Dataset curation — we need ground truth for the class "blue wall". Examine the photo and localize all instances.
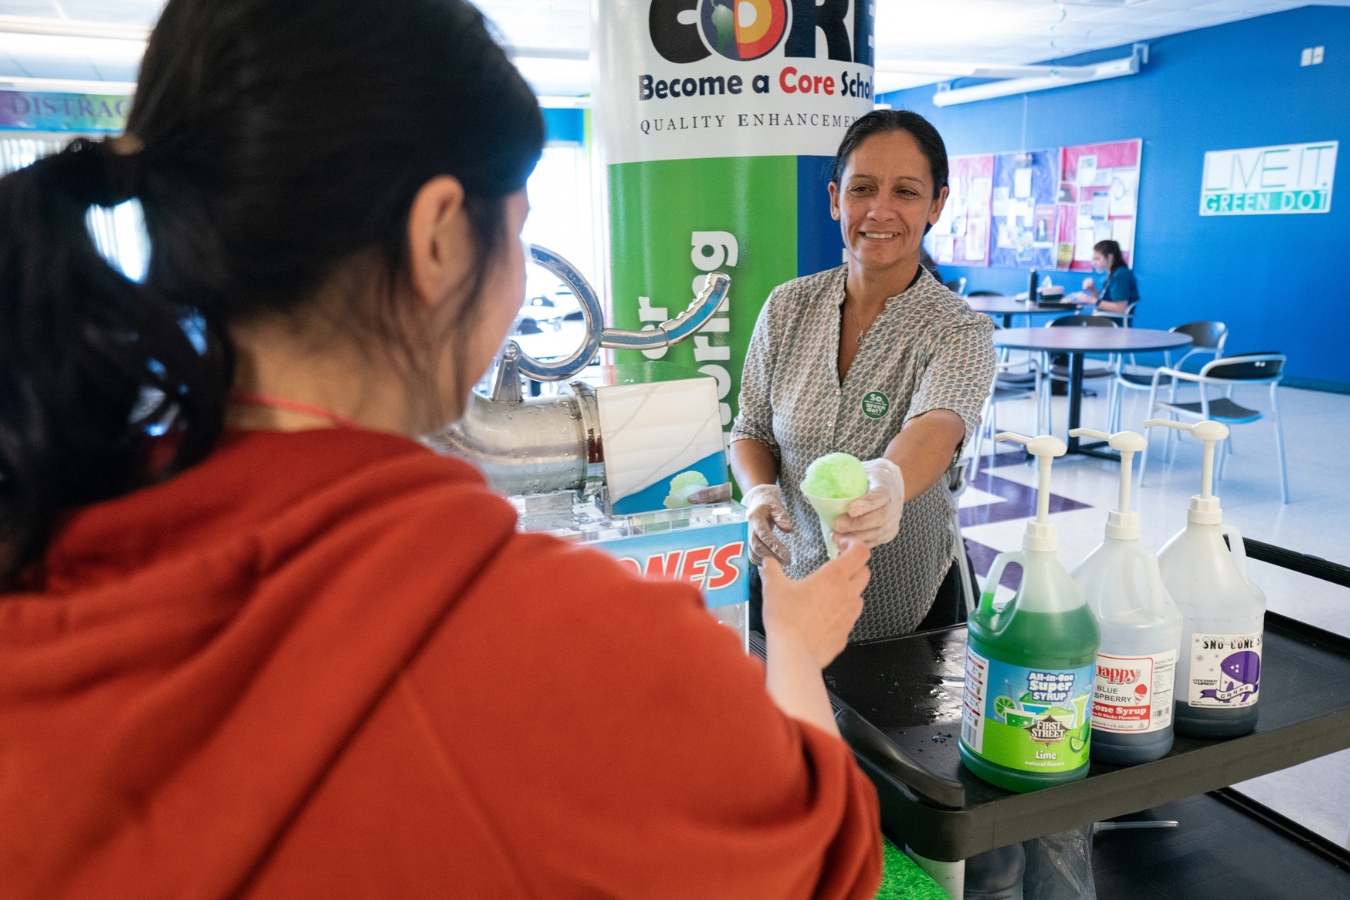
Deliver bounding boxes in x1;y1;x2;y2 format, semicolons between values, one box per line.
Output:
880;5;1350;390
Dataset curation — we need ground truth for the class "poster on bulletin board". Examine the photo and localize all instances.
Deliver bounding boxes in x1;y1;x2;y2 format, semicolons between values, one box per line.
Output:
990;149;1059;269
1056;139;1142;271
930;153;994;267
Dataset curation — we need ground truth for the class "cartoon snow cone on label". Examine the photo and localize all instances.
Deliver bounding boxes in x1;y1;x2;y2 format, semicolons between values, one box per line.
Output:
1201;650;1260;703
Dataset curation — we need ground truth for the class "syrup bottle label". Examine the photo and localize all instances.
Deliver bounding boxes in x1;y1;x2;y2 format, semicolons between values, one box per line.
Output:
961;646;1094;773
1092;650;1177;733
1188;632;1262;707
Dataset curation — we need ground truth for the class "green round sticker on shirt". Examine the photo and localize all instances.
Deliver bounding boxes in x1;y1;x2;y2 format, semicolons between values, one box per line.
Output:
862;391;890;420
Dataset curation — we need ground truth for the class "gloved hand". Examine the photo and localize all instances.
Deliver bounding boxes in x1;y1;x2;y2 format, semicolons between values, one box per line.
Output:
743;483;794;566
832;458;905;548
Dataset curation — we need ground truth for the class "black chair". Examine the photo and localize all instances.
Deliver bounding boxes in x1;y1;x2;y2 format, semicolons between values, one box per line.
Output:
967;290;1003;297
1038;314;1119;436
944;277;967;296
1141;352;1288;503
1109;321;1228;431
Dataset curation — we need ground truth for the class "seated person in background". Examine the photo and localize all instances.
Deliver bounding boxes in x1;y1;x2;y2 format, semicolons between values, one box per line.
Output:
1079;239;1138;313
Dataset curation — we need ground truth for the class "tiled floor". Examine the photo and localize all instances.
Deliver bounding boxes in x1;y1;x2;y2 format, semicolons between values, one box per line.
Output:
957;378;1350;847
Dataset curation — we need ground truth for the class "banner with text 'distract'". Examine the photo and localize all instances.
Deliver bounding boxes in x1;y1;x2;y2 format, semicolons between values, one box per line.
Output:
594;0;875;445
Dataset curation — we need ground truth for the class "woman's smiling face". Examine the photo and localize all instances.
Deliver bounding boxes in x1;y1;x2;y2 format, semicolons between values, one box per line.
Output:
829;130;948;276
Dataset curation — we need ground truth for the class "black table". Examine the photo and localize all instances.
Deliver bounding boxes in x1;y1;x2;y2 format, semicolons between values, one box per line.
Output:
965;296;1084;328
992;327;1192;458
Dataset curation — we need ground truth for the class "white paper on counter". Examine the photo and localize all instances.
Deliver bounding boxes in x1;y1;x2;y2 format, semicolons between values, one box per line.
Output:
1111;168;1139;217
1076;155;1097;186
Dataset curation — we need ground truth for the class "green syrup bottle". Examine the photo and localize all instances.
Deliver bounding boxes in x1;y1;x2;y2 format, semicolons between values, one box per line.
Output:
959;433;1101;793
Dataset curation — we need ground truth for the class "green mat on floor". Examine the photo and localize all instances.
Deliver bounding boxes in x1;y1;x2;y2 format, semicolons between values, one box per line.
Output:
875;836;948;900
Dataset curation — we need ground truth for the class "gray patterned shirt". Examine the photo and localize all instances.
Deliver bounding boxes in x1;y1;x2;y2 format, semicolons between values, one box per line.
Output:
732;265;995;640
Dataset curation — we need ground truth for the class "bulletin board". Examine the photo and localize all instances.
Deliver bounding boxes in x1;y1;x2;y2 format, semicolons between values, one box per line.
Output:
990;149;1060;270
930;153;994;268
1055;139;1142;271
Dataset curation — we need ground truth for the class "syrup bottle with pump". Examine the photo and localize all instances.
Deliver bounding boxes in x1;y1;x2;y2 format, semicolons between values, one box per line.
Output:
1146;419;1266;739
959;433;1100;792
1069;428;1183;764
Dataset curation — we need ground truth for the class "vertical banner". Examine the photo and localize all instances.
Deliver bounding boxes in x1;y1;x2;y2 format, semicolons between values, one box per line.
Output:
594;0;876;444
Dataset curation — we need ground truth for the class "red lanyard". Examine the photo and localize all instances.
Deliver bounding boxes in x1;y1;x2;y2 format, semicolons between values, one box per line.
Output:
228;391;364;431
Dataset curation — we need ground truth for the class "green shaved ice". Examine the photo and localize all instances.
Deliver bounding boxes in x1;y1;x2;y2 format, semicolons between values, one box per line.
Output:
669;470;708;493
801;452;868;499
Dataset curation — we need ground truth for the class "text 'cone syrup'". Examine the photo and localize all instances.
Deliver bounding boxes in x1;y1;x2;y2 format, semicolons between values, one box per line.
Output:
960;433;1101;793
1147;419;1266;739
1070;429;1183;765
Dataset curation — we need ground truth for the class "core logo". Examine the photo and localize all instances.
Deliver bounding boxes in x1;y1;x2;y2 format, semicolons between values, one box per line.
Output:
615;541;746;592
649;0;873;67
701;0;788;61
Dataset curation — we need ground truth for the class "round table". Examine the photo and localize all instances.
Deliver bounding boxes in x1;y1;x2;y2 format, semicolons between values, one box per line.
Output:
964;297;1085;328
992;327;1193;456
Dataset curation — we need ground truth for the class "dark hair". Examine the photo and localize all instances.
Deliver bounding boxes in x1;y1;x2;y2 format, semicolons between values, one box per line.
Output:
1093;240;1127;270
830;110;950;213
0;0;544;580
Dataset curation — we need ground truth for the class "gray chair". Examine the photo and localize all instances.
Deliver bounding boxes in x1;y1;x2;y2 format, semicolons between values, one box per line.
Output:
1140;352;1288;503
972;360;1041;473
1038;314;1119;437
1108;321;1228;431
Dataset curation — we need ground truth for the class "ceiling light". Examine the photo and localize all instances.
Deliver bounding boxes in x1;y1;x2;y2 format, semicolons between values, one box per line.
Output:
0;15;150;42
0;76;137;95
930;47;1143;107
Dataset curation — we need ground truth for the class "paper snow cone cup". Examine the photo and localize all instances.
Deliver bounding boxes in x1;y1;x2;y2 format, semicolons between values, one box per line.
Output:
801;491;860;560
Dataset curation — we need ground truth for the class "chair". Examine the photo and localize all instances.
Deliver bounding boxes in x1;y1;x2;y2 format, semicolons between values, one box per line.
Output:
1108;321;1228;432
967;290;1003;297
971;360;1041;473
1038;314;1118;437
1139;352;1288;503
945;277;967;296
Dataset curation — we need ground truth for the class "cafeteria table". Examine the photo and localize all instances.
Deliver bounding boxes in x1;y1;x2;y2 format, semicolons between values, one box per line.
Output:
964;296;1084;328
992;327;1193;458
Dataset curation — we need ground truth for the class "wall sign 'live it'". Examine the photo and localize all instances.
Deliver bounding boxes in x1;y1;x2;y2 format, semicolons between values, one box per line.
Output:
1200;141;1337;216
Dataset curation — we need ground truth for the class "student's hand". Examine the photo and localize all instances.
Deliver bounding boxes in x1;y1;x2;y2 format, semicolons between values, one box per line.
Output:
762;538;871;668
1081;277;1096;291
743;484;794;566
832;458;905;548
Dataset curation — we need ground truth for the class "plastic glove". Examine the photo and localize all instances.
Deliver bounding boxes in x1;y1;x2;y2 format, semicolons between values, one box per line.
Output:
832;458;904;548
743;483;794;566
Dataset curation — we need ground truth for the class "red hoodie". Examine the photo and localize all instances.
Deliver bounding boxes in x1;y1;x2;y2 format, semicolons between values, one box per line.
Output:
0;429;880;899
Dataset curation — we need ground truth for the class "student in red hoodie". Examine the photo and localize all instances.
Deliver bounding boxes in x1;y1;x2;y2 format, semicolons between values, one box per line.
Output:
0;1;883;897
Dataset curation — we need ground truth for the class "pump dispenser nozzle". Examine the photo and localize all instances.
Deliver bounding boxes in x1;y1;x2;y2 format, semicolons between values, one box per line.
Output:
1145;419;1230;524
996;432;1065;551
1070;428;1148;539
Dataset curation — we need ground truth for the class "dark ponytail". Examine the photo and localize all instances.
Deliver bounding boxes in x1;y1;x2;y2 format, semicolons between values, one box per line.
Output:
0;0;544;581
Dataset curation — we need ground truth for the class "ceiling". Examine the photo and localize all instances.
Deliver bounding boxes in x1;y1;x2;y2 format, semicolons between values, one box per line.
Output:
0;0;1340;95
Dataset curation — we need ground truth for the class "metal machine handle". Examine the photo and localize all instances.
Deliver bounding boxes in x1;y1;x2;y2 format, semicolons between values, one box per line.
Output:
514;244;730;383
